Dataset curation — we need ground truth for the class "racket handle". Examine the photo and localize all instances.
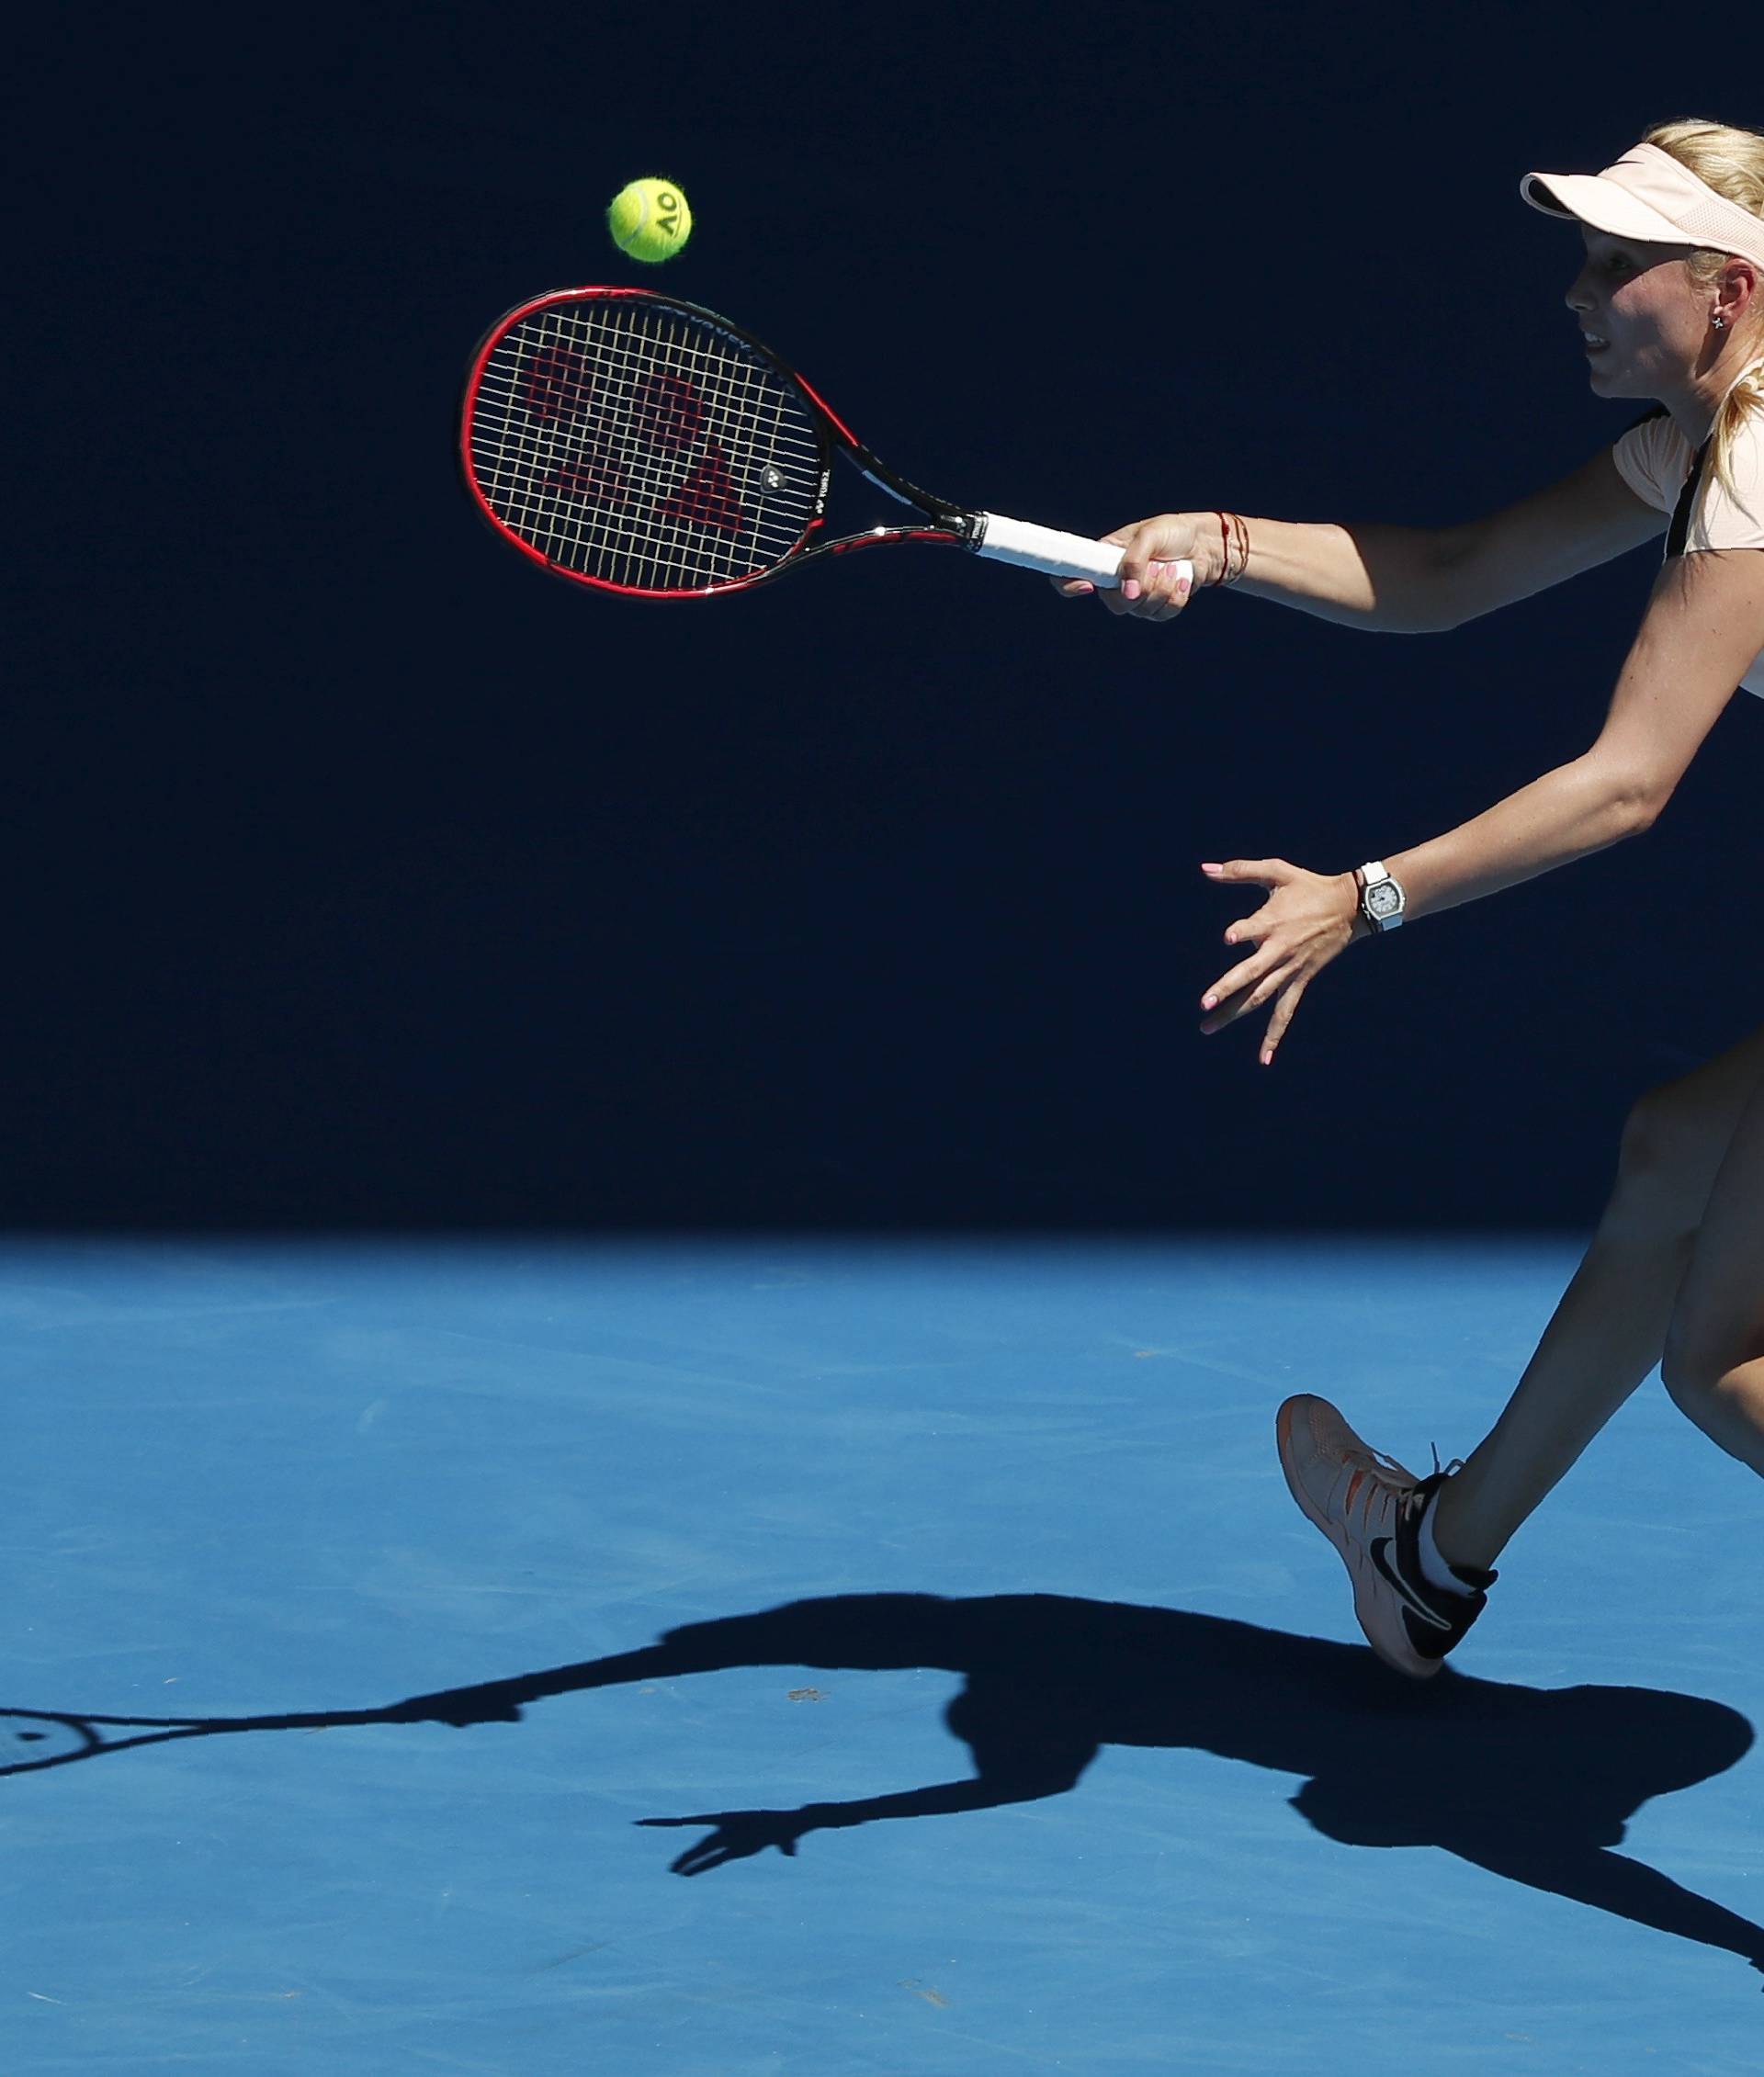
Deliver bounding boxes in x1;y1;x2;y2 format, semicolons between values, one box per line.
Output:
972;512;1193;592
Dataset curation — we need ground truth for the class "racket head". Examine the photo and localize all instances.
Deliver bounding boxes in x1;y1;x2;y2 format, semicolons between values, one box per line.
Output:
459;287;839;599
0;1707;232;1777
0;1710;111;1775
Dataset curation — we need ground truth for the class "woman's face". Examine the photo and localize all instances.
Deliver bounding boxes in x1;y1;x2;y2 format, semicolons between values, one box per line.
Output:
1565;227;1706;399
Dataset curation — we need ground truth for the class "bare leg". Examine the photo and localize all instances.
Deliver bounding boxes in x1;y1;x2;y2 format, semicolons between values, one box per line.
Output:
1660;1064;1764;1473
1432;1025;1764;1572
1450;1839;1764;1977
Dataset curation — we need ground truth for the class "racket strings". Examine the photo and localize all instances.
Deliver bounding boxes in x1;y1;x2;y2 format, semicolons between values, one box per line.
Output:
468;298;824;592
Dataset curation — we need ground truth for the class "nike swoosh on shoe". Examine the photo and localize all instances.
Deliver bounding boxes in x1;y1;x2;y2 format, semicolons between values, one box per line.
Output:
1368;1536;1453;1631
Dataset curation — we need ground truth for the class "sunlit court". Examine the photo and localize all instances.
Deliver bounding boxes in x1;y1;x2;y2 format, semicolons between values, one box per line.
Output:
3;1239;1758;2069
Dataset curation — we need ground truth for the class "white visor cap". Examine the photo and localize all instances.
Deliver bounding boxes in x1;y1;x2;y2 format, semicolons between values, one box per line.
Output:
1521;142;1764;271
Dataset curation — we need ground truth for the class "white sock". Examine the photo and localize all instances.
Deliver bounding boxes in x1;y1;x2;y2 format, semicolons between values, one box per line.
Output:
1416;1483;1476;1597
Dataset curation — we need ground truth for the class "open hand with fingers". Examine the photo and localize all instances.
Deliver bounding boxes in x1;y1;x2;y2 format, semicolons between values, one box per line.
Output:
1199;859;1363;1064
636;1807;814;1876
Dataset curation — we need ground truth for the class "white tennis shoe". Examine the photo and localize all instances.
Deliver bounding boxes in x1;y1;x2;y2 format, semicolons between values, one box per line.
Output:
1276;1393;1495;1679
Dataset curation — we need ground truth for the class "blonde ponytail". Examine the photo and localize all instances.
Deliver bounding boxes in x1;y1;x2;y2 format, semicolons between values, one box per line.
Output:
1645;118;1764;502
1706;357;1764;508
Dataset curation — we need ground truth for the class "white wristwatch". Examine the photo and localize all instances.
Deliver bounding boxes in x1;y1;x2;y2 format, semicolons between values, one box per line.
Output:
1355;860;1406;933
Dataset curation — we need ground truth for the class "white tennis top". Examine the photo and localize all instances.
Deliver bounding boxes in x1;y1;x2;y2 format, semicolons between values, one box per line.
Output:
1611;380;1764;696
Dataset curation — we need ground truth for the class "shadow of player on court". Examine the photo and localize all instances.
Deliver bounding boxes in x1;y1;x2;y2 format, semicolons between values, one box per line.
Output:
5;1593;1759;1980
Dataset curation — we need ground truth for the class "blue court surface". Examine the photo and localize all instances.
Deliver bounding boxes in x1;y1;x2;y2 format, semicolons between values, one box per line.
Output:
2;1238;1758;2073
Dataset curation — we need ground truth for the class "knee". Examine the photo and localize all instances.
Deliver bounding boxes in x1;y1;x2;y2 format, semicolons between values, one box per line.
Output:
1659;1322;1753;1428
1607;1083;1708;1247
1659;1331;1715;1423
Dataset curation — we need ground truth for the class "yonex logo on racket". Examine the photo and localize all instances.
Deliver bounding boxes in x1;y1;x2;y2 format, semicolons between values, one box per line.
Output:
657;446;746;535
541;458;629;507
513;329;749;537
522;345;588;422
631;370;705;452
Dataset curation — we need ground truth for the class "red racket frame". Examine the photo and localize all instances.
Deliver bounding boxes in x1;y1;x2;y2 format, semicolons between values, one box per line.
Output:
458;286;980;601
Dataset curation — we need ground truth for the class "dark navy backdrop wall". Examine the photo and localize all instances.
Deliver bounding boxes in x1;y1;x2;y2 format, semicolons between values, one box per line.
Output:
12;4;1759;1228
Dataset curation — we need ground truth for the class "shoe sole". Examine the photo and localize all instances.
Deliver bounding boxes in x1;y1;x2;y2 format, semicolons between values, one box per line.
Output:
1275;1394;1439;1681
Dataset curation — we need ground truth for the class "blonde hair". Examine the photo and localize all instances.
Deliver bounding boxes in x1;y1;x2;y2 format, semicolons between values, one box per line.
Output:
1645;118;1764;499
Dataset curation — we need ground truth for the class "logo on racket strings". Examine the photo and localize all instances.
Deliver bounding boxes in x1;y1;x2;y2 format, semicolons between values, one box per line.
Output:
520;353;749;536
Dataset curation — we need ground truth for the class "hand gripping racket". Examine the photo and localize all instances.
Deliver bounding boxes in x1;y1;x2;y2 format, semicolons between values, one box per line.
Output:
459;287;1191;600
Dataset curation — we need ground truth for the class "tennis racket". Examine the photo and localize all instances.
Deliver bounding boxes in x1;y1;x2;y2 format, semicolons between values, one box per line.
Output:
0;1701;390;1778
458;286;1192;601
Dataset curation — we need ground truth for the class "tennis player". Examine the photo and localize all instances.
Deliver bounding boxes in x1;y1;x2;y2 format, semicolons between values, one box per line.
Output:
1058;119;1764;1678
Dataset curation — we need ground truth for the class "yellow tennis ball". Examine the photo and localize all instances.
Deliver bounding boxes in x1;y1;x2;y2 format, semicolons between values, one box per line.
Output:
607;177;692;264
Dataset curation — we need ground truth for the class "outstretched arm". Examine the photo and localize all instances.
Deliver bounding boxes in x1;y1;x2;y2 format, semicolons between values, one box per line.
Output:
1373;547;1764;917
637;1774;1061;1876
639;1735;1099;1876
1056;448;1662;631
1197;547;1764;1062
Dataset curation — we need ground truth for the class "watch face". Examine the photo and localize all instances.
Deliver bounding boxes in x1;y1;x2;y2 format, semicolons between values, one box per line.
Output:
1366;880;1402;919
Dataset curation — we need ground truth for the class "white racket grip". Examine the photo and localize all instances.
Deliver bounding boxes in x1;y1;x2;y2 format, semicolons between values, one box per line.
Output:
973;512;1193;592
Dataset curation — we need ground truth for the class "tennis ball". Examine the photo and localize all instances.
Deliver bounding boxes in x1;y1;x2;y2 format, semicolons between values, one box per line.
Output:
607;178;692;264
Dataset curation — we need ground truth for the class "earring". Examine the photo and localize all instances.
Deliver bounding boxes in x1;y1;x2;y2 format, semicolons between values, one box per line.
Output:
1713;313;1728;331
